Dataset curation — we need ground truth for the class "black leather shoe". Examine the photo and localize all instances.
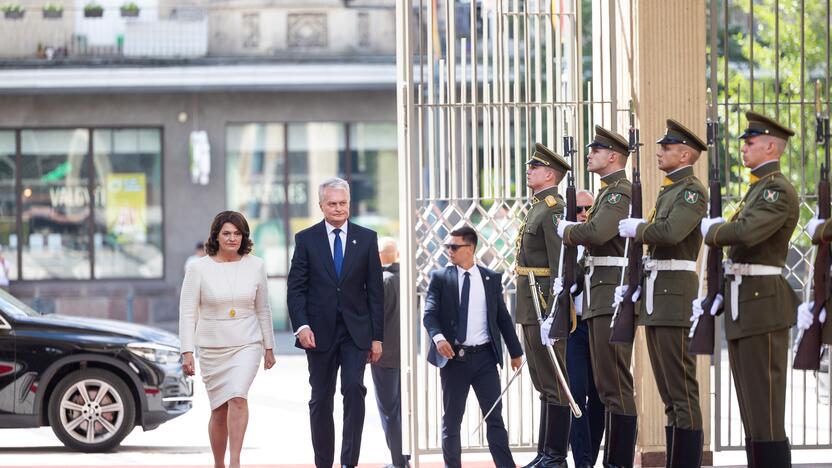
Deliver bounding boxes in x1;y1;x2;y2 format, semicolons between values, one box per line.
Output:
535;404;570;468
523;401;549;468
750;439;791;468
606;413;637;468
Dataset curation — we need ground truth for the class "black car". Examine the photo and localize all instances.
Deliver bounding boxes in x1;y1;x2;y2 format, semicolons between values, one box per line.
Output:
0;289;193;452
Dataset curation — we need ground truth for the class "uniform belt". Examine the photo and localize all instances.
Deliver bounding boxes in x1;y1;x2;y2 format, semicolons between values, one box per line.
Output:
583;255;627;307
515;266;552;276
723;261;783;321
642;258;697;315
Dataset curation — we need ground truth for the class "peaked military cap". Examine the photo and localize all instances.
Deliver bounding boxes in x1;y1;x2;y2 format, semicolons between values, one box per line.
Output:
656;119;707;152
586;125;629;156
527;142;572;173
739;111;795;140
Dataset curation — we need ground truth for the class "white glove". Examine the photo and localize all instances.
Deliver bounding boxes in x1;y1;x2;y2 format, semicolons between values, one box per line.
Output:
612;285;641;308
807;216;826;239
540;315;555;347
552;277;563;296
618;218;645;238
700;217;726;237
690;294;723;322
557;220;580;238
797;301;827;330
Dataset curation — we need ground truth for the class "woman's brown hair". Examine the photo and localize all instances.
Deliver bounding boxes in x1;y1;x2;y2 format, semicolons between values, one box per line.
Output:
204;211;254;256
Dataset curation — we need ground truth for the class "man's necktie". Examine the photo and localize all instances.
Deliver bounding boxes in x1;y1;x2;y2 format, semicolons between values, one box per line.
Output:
333;228;344;278
457;271;470;343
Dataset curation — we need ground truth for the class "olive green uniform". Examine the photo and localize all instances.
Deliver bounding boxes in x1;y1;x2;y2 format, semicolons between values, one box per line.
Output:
563;169;635;417
516;186;569;406
704;161;798;443
635;165;706;432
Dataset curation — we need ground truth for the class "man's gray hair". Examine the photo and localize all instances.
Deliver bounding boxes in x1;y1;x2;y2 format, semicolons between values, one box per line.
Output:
318;177;351;203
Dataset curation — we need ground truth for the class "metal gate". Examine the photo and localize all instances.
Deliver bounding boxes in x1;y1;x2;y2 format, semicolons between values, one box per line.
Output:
708;0;832;451
395;0;622;462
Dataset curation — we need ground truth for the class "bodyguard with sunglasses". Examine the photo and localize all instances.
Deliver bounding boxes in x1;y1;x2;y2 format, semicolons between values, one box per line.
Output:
423;226;523;468
515;143;573;467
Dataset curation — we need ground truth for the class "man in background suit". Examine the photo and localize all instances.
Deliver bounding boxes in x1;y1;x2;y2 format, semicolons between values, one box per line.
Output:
287;177;384;468
371;237;409;468
423;225;524;468
566;189;606;468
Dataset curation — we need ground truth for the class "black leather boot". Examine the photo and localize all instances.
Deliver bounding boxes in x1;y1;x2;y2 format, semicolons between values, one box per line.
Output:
522;401;548;468
669;427;703;468
602;410;612;466
745;437;752;467
605;413;637;468
536;404;570;468
664;426;673;468
750;439;791;468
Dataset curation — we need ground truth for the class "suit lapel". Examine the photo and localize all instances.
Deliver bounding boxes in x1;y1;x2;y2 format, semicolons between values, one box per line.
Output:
478;266;496;321
447;266;459;314
338;222;358;282
315;221;338;282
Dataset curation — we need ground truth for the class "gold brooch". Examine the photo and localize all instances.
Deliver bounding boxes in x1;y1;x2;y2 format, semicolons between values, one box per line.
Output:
229;309;236;318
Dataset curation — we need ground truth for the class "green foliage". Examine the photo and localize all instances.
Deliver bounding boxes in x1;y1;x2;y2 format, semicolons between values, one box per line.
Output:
120;2;139;13
42;2;63;13
1;3;23;13
84;2;103;13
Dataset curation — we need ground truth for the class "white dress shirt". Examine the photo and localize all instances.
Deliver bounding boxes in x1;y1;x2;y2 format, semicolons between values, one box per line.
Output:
325;221;348;258
575;245;585;316
433;264;490;346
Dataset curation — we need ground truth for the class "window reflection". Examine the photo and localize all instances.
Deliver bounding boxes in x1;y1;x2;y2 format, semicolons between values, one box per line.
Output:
92;129;163;279
20;129;91;280
0;132;16;282
349;123;398;236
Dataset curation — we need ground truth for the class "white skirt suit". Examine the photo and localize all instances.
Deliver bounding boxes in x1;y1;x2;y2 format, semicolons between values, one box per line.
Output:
179;255;276;410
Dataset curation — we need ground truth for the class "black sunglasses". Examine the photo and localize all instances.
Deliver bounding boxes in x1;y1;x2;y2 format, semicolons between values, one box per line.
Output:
576;205;592;213
444;243;472;252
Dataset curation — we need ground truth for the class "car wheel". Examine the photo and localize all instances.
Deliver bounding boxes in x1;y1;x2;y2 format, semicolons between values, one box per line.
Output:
48;368;136;452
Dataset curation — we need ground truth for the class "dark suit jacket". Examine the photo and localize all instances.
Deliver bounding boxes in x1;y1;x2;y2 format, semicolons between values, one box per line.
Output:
422;265;523;368
375;263;400;369
287;220;384;352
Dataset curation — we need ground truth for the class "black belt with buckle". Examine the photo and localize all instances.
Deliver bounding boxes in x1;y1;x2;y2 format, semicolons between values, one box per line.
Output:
455;342;491;358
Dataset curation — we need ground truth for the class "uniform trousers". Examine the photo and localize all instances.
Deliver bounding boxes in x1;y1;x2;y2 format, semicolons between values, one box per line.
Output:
587;315;636;416
728;328;789;441
645;326;702;430
522;323;569;405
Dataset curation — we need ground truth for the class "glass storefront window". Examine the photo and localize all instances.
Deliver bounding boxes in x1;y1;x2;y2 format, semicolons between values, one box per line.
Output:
349;122;399;237
20;129;91;280
287;122;346;235
0;131;16;281
227;121;396;331
92;129;163;278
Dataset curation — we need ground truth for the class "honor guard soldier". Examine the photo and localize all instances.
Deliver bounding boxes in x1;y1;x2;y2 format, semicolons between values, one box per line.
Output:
694;111;798;467
557;126;638;468
617;120;707;467
515;143;573;468
802;218;832;341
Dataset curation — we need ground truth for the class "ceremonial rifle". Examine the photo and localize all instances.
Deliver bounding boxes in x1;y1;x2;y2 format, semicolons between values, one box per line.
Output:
689;88;723;354
548;135;578;339
610;102;642;344
794;80;831;370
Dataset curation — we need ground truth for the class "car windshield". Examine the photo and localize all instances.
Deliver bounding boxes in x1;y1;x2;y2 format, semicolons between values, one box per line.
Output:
0;289;41;318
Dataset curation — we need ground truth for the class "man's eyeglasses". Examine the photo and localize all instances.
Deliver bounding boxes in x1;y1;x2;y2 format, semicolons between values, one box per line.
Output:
444;243;472;252
576;205;592;214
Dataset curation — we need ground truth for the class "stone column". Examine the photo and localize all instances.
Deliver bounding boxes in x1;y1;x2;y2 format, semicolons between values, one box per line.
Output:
604;1;711;466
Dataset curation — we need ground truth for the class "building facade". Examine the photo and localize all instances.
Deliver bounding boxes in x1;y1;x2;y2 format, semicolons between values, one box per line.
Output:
0;0;398;332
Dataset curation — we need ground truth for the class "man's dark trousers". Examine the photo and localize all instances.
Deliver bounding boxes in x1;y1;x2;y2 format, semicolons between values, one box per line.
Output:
440;348;514;468
371;365;407;467
306;318;368;468
566;317;605;467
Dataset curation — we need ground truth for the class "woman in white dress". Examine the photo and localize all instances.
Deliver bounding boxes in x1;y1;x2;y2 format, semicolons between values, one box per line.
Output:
179;211;276;468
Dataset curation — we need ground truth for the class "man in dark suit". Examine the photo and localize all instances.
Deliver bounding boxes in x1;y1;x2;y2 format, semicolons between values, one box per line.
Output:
371;237;409;468
566;190;605;468
287;177;384;468
423;225;524;468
